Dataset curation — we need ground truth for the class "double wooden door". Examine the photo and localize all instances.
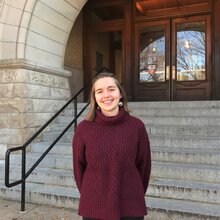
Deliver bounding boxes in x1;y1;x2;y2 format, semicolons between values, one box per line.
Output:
133;15;212;101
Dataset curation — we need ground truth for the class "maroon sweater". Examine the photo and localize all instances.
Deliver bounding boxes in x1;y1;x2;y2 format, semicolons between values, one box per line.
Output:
72;107;151;220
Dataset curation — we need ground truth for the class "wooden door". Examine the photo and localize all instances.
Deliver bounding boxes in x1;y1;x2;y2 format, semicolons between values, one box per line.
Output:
133;15;212;101
171;15;212;100
134;20;170;101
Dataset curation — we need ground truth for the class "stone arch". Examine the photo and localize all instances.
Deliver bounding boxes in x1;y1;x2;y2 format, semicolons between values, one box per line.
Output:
0;0;87;72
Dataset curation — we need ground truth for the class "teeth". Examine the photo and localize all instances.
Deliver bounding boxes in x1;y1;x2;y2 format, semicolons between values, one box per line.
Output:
103;100;112;104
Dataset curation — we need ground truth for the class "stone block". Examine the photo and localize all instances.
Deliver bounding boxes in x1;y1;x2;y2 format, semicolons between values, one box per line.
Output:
24;0;36;13
16;42;25;59
0;83;13;97
33;1;72;33
9;113;25;128
32;99;66;113
27;31;65;56
25;113;52;127
0;114;9;128
13;83;51;98
17;26;28;43
0;98;33;113
0;3;22;25
25;45;63;69
0;144;7;159
0;42;16;59
65;0;87;11
29;16;67;43
5;0;27;10
40;0;78;21
51;88;71;100
0;128;24;144
0;23;18;42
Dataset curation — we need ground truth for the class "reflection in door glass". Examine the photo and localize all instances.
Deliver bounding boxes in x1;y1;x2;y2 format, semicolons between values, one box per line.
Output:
139;26;166;83
177;21;206;81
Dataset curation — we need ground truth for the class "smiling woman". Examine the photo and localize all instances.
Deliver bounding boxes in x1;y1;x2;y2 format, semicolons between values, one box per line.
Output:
72;72;151;220
86;72;129;121
94;77;122;116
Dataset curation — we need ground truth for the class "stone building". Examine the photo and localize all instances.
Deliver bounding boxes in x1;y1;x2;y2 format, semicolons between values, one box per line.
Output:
1;1;220;218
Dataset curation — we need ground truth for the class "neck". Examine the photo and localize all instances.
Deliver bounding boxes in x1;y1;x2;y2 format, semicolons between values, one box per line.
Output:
101;107;119;117
94;107;129;126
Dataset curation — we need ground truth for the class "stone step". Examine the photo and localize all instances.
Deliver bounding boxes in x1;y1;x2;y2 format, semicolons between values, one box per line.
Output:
8;153;220;182
127;101;220;109
31;142;72;155
49;122;220;137
130;108;220;117
0;182;80;210
10;153;72;170
152;147;220;165
54;115;220;126
150;135;220;150
153;161;220;183
0;181;220;219
148;178;220;204
42;131;73;143
69;101;220;110
147;197;220;220
30;142;220;166
1;162;219;205
42;128;220;147
63;106;220;117
148;124;220;136
0;164;75;188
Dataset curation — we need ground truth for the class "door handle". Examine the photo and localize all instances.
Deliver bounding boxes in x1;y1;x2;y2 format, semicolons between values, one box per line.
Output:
172;65;176;80
166;65;170;80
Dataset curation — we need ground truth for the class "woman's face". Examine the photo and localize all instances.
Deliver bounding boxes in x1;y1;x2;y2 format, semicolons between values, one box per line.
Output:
94;77;122;116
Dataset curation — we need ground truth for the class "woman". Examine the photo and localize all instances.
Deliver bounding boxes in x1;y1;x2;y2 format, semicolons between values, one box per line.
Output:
72;72;151;220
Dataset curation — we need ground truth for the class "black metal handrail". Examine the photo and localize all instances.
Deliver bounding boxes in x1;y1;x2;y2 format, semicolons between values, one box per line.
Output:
5;67;109;211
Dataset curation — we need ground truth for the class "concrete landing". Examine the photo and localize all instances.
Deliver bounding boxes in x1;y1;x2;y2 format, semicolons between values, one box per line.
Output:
0;198;80;220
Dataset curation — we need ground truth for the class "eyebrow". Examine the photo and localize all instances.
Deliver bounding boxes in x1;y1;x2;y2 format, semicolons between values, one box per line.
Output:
95;85;116;92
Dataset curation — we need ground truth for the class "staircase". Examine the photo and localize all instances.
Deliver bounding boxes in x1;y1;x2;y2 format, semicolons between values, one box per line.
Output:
1;101;220;219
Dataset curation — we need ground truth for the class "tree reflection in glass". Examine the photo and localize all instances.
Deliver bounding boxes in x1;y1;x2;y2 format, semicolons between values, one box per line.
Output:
177;21;206;81
139;26;166;83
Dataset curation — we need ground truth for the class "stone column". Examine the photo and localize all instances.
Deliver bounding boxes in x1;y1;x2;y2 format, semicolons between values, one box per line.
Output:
0;67;71;159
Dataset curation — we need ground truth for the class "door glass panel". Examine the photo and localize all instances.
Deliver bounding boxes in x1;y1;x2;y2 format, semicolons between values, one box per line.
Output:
176;21;206;81
139;25;166;83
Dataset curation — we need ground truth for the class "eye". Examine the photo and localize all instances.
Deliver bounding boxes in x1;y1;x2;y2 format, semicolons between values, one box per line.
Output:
109;88;115;92
96;90;102;95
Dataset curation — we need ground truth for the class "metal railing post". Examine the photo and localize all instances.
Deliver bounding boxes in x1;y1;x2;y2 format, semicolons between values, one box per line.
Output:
74;97;78;130
21;148;26;211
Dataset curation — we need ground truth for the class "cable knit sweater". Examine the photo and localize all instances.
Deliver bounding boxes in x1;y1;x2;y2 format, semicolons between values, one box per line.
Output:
72;107;151;220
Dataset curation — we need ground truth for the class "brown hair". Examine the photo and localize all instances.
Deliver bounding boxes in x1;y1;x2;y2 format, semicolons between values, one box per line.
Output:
85;72;130;121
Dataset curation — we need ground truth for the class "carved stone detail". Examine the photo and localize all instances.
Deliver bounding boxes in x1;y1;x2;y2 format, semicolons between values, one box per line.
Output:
0;69;17;82
29;70;67;88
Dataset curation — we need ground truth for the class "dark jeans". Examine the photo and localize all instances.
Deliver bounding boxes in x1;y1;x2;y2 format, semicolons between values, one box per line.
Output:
83;217;144;220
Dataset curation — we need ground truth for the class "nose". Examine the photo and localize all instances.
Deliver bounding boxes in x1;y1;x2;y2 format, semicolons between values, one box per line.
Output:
103;90;110;98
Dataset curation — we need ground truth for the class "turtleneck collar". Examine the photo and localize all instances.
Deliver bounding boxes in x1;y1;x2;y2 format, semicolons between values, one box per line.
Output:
93;107;129;126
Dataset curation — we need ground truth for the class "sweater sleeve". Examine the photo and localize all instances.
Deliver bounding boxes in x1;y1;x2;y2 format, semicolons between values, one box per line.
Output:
136;123;151;193
72;124;87;193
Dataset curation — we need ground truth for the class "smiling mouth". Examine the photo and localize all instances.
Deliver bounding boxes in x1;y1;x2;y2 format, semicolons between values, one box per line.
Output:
103;100;113;104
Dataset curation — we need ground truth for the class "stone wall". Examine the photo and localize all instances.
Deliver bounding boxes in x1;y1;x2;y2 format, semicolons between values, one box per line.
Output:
0;68;71;158
65;11;84;101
